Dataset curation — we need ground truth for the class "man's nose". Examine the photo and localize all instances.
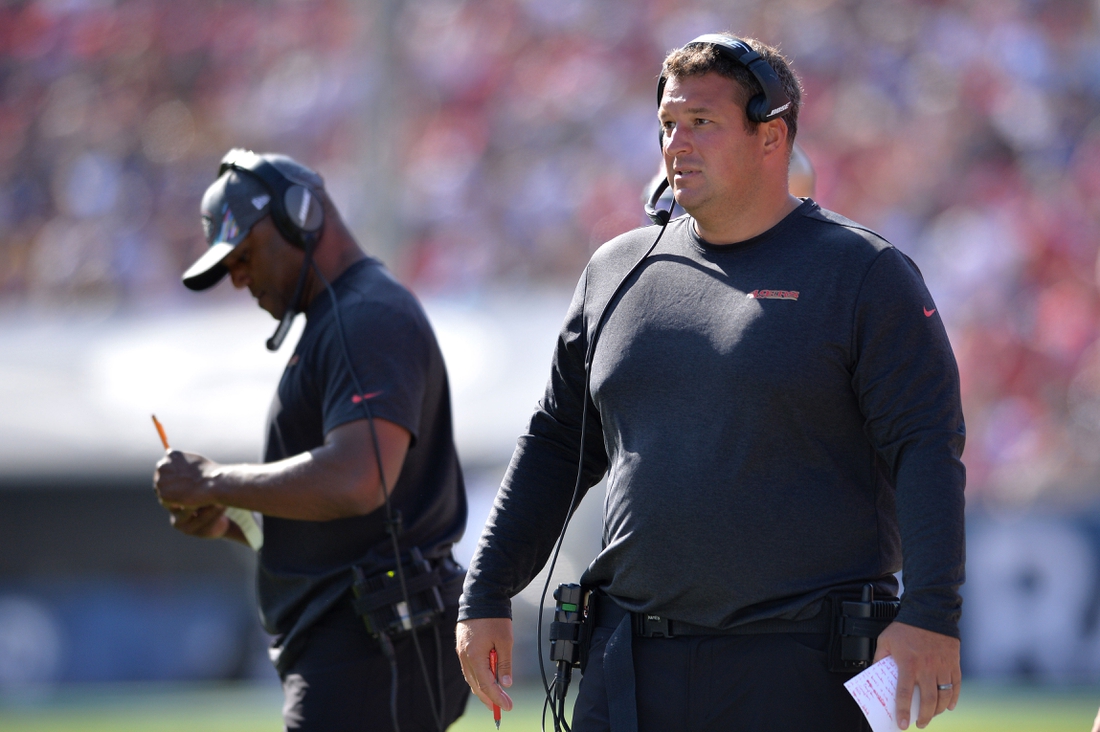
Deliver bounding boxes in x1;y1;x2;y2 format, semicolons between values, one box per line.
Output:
663;125;691;157
228;265;249;289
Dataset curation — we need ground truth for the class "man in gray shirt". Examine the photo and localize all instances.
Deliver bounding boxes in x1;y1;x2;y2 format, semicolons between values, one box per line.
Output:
456;35;964;732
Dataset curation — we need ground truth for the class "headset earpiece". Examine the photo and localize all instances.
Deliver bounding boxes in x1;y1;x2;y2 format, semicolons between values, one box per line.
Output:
746;94;771;124
284;185;324;232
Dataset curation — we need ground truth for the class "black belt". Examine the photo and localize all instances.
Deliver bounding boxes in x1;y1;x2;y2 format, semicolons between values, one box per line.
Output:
591;592;831;732
591;591;831;638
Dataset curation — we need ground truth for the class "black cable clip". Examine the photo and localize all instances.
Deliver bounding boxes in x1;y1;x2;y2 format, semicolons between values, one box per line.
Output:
385;509;404;538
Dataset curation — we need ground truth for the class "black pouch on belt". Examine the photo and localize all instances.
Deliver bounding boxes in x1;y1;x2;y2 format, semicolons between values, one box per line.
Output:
350;546;446;639
549;583;595;672
827;583;900;673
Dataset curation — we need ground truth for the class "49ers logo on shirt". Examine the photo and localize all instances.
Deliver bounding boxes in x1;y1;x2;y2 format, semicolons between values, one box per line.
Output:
747;289;799;300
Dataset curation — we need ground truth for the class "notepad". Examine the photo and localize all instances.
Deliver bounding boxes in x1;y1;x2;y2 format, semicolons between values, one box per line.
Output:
225;507;263;550
844;656;921;732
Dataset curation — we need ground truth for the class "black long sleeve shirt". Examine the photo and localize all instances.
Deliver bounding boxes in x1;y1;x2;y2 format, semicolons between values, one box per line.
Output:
461;200;966;638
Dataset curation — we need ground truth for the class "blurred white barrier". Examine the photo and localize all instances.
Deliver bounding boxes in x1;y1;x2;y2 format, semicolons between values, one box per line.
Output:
0;288;571;478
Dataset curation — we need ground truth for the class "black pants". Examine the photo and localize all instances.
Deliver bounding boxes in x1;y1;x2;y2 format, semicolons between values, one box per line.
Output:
571;627;870;732
280;600;469;732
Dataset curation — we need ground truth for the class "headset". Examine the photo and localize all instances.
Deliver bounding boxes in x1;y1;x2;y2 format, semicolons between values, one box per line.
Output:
217;149;326;351
645;34;793;226
215;151;447;732
540;35;793;731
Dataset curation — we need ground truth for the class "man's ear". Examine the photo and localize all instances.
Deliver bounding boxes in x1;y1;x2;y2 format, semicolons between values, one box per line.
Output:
761;117;789;155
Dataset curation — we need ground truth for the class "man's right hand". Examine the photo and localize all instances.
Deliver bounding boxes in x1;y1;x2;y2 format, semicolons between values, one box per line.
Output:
455;617;514;715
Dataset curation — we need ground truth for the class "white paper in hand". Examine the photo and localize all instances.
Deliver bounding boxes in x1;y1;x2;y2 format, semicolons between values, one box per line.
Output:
224;507;263;550
844;656;921;732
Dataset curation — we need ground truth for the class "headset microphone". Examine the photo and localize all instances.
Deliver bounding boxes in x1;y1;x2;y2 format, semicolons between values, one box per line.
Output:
644;177;672;226
265;237;315;351
266;313;295;352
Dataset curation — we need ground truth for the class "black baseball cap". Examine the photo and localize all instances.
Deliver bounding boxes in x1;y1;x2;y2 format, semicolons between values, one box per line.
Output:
182;168;275;291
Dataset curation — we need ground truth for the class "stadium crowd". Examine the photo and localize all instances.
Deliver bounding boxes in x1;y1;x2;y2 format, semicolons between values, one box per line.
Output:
1;0;1099;507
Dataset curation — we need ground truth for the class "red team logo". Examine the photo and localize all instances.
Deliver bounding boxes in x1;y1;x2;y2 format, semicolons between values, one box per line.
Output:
747;289;799;300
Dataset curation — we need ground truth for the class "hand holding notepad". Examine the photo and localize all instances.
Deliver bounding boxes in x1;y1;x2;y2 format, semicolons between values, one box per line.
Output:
152;415;263;551
844;656;921;732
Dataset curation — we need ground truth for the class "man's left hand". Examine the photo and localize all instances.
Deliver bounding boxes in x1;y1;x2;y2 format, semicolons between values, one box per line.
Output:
154;450;219;508
873;621;960;730
168;504;231;539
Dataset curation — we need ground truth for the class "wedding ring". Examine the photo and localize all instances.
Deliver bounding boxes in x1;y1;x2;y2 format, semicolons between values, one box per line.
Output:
937;683;953;691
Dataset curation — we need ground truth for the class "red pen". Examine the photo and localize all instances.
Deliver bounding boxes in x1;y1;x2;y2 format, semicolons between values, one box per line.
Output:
489;648;501;729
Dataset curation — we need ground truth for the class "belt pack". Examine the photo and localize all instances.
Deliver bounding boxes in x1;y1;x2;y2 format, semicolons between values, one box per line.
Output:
350;547;446;639
549;584;592;672
826;584;900;673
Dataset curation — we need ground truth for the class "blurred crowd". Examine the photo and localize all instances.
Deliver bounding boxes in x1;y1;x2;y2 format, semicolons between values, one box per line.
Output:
1;0;1099;505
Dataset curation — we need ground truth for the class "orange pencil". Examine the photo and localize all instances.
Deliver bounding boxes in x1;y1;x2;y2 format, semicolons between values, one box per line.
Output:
152;414;170;450
151;414;264;550
489;648;501;729
152;414;183;512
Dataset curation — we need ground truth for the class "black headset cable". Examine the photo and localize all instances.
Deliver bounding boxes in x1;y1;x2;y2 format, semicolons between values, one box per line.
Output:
314;263;446;732
537;215;672;732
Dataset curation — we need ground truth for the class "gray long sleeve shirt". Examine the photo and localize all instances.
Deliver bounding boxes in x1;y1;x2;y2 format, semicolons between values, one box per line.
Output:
460;200;966;638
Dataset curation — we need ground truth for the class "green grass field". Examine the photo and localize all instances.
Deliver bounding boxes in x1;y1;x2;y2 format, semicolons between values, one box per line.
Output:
0;681;1095;731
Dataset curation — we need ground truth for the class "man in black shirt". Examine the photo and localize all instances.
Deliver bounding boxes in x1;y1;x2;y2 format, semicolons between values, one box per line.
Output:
155;150;469;731
456;35;965;731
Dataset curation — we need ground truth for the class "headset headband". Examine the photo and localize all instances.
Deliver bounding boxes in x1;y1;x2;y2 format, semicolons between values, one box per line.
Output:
657;34;792;123
218;149;324;250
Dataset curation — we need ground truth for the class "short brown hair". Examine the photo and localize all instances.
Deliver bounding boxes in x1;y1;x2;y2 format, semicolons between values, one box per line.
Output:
661;35;802;147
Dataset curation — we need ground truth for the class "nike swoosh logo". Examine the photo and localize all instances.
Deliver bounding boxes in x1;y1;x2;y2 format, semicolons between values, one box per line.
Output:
924;307;936;317
351;391;383;404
